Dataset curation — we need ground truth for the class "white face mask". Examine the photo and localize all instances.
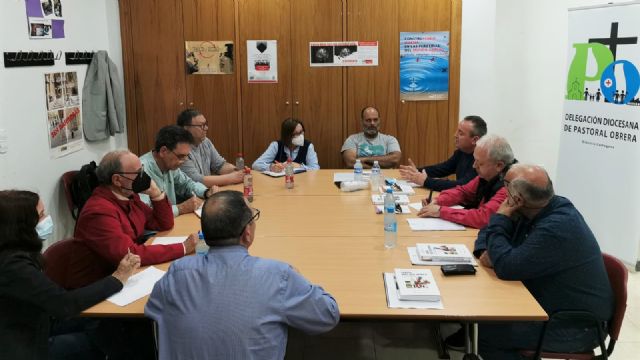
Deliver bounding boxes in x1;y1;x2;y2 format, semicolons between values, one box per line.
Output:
36;215;54;241
291;134;304;147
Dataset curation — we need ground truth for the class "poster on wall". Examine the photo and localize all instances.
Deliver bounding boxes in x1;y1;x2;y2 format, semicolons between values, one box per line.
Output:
185;41;234;75
25;0;65;39
247;40;278;83
556;3;640;265
399;32;449;101
309;41;378;67
44;72;84;158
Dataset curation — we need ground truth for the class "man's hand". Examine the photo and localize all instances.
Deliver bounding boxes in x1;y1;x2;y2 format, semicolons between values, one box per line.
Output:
182;233;198;254
421;197;438;207
227;170;244;184
177;195;202;215
417;204;441;218
479;251;493;268
399;159;428;185
497;193;522;218
112;253;141;284
142;179;163;199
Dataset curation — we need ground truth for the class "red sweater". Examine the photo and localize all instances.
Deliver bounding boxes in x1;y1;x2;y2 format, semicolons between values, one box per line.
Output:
69;186;181;288
436;176;507;229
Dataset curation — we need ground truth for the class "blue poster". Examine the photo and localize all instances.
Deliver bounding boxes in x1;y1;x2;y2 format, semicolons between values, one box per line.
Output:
400;32;449;101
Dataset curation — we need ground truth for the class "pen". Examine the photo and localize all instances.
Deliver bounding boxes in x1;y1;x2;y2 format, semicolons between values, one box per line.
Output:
427;189;433;204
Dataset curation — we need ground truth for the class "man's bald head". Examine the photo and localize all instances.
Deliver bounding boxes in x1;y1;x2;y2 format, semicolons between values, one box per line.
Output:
505;164;554;207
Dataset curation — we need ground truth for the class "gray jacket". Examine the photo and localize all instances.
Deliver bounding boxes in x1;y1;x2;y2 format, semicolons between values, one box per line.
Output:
82;51;126;141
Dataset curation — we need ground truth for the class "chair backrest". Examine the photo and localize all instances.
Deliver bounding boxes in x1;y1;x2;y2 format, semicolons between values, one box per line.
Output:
43;237;76;288
61;170;79;219
602;253;628;342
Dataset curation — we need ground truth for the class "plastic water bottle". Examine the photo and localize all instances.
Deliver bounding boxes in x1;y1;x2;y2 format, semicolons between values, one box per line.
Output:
243;167;253;202
384;188;397;249
354;159;363;181
370;160;381;191
196;230;209;255
285;158;294;189
235;152;245;171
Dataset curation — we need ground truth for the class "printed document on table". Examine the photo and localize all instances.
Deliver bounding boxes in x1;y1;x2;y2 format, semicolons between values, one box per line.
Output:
152;237;187;246
107;266;166;306
407;247;478;266
383;273;444;309
406;218;465;231
409;203;464;211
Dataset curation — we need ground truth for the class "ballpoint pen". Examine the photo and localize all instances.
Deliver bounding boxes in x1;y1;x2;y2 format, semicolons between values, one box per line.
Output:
427;189;433;204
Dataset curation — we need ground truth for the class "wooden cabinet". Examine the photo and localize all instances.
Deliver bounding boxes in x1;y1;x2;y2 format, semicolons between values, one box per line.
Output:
120;0;461;169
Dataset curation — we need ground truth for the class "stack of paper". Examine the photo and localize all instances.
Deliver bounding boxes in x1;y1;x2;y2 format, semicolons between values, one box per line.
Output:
383;269;444;309
107;266;166;306
151;236;187;246
406;218;465;231
407;247;478;266
372;194;410;205
416;243;474;263
333;171;371;182
379;180;415;195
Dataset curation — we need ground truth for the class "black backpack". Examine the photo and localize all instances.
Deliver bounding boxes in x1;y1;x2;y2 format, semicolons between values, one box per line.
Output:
69;161;99;219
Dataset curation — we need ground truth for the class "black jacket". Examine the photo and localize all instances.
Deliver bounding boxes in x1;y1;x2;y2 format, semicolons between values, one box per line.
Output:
0;251;122;359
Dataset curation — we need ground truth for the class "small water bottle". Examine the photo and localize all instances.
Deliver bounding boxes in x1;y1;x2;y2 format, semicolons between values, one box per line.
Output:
285;158;294;189
354;159;363;181
243;167;253;202
196;230;209;255
370;160;381;191
383;188;397;249
235;152;245;170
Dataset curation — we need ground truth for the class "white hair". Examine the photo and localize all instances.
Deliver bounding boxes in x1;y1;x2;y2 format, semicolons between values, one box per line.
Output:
476;134;514;164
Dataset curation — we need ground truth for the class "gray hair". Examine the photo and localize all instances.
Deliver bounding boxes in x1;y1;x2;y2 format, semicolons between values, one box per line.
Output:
476;134;514;165
96;149;131;185
509;164;555;206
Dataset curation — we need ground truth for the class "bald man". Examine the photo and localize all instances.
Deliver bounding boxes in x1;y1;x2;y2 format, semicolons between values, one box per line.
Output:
341;106;402;169
471;164;614;359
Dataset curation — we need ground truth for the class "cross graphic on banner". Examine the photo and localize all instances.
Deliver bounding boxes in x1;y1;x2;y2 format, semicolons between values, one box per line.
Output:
588;22;637;60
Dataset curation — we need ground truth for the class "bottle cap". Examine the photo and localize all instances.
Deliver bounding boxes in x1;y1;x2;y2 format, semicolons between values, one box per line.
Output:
287;157;292;163
386;187;393;194
237;152;243;157
244;167;251;174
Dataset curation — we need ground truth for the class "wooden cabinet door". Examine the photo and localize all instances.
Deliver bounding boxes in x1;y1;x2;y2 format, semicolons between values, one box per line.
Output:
183;0;240;162
346;0;399;157
237;0;293;165
397;0;452;167
291;0;344;169
121;0;187;154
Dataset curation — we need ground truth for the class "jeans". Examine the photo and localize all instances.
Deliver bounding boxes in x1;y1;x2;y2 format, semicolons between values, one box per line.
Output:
478;321;600;360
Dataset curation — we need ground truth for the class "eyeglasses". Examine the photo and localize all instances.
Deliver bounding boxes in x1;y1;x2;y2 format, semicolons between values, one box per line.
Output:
115;166;144;181
237;208;260;236
171;149;190;161
186;122;208;130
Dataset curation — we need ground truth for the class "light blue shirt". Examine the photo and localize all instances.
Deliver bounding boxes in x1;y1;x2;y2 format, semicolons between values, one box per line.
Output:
139;152;208;217
252;141;320;172
145;245;340;360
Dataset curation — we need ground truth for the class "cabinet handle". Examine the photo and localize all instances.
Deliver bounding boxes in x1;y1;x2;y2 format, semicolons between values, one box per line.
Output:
189;102;194;106
401;100;406;104
285;101;290;105
295;101;300;105
179;102;184;106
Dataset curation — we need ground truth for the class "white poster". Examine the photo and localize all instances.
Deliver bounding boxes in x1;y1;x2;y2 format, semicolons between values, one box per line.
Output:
44;72;84;158
557;3;640;265
247;40;278;83
309;41;378;67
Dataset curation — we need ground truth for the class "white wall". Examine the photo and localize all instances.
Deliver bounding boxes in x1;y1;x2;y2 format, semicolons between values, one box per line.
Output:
0;0;126;246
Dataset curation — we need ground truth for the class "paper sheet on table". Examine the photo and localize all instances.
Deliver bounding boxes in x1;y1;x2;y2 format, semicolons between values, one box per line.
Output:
383;273;444;309
263;168;306;177
375;205;411;214
107;266;166;306
406;218;465;231
194;206;202;218
333;172;370;182
151;236;187;246
407;247;477;266
408;203;464;211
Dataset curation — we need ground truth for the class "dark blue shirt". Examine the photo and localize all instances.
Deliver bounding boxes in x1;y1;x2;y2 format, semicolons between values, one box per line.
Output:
420;149;476;191
475;196;614;321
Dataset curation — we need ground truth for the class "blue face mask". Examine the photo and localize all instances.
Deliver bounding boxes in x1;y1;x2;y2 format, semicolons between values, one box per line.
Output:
35;215;54;240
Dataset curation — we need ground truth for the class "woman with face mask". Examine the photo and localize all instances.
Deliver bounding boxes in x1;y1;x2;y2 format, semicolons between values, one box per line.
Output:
252;118;321;172
0;190;141;359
